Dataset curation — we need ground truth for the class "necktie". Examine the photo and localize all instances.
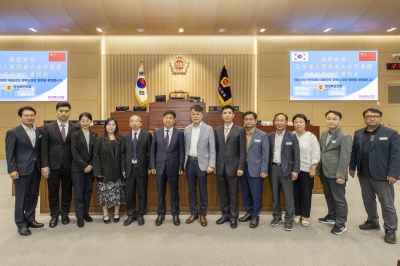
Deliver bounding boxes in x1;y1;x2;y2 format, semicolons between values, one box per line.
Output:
61;124;66;142
224;127;229;143
165;130;170;150
132;132;137;161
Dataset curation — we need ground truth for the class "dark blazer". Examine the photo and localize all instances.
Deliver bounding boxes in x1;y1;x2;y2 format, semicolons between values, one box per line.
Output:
247;128;270;177
150;127;184;176
41;121;80;169
121;130;152;177
5;125;42;176
268;130;300;178
349;125;400;180
71;130;98;172
93;136;123;182
214;124;246;177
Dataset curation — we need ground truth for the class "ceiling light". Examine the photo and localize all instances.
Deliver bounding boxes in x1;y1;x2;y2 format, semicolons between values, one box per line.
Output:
28;28;37;32
179;27;184;33
259;28;266;32
387;28;397;32
291;29;299;32
323;28;332;32
96;28;103;32
137;29;144;33
218;29;226;33
63;28;70;32
354;28;363;32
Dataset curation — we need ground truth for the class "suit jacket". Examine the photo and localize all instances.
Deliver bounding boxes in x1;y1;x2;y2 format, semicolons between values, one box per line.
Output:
41;121;80;170
121;130;152;177
184;122;216;171
319;127;352;180
247;128;270;177
214;124;246;176
93;136;123;182
268;130;300;178
71;129;98;172
349;125;400;180
5;125;42;176
150;127;184;176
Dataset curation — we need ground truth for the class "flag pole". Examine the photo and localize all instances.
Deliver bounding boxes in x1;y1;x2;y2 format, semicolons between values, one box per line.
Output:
141;59;144;70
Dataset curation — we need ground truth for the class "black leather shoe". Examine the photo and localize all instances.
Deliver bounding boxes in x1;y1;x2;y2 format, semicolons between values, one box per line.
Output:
230;220;238;229
239;214;252;222
18;227;31;236
216;217;230;225
103;215;111;224
49;217;58;228
155;216;165;226
84;214;93;222
61;215;69;225
173;216;180;226
138;217;145;226
250;219;259;228
77;218;84;228
123;216;137;226
114;214;120;223
27;221;44;228
384;229;397;244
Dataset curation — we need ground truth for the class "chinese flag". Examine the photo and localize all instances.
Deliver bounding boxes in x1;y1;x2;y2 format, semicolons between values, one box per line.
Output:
49;52;66;62
359;52;376;61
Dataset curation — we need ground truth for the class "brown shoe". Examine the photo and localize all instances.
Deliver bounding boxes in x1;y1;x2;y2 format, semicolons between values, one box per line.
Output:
186;214;199;224
200;215;208;227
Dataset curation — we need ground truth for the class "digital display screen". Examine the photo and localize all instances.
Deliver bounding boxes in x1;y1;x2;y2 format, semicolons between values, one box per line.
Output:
387;63;400;69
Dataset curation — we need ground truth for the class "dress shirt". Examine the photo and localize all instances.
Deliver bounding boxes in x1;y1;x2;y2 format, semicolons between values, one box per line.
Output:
188;122;202;157
326;126;340;145
131;129;141;164
83;131;90;153
57;120;69;138
273;130;285;164
295;131;320;172
21;123;36;147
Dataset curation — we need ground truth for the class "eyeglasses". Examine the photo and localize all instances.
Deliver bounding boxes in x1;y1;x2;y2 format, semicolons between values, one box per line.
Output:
364;115;381;119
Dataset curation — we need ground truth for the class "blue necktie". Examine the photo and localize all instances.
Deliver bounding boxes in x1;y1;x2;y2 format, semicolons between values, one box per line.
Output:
165;130;170;150
132;132;137;161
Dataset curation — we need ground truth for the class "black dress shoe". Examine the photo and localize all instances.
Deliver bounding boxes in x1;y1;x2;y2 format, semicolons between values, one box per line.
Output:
155;216;165;226
49;217;58;228
250;219;259;228
239;214;252;222
84;214;93;222
114;214;120;223
77;218;84;228
138;217;145;226
103;215;111;224
230;220;238;229
61;215;70;225
27;221;44;228
18;227;31;236
216;217;229;225
173;216;180;226
384;229;397;244
123;216;137;226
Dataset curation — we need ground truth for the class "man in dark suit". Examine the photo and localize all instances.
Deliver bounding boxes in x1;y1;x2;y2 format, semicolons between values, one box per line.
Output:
268;113;300;231
122;114;152;226
349;108;399;244
214;105;246;229
41;102;80;228
6;106;44;236
239;111;269;228
150;110;184;226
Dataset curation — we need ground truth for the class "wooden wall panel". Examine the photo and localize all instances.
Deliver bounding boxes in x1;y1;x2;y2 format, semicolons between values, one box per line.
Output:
311;36;364;50
45;36;99;53
69;54;98;78
68;78;99;101
259;36;312;54
364;36;400;52
0;36;46;50
260;77;288;101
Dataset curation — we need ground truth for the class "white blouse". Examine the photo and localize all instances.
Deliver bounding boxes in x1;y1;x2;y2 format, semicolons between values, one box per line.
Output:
294;131;320;172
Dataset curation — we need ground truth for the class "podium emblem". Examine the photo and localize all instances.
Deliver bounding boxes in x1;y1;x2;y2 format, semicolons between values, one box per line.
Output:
169;55;189;75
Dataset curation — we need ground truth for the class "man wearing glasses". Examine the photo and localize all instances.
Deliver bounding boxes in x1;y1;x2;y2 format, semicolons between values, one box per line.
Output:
349;108;399;244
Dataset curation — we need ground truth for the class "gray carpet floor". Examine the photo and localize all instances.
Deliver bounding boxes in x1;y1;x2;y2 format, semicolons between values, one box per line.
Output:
0;158;399;266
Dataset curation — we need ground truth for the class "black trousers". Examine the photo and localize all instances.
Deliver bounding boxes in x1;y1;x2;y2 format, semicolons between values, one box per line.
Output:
156;164;180;217
293;171;314;218
14;168;40;228
71;171;94;218
126;165;148;218
186;157;208;216
216;168;239;221
47;164;72;217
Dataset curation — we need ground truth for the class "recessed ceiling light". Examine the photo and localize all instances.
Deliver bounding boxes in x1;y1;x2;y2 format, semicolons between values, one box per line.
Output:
63;28;70;32
323;28;332;32
28;28;37;32
96;28;103;32
387;28;397;32
259;28;266;32
291;29;299;32
179;27;184;33
137;29;144;33
218;29;226;33
354;28;363;32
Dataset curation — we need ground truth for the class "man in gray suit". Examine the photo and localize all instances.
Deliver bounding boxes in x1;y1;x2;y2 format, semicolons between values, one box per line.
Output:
214;105;246;229
317;110;352;235
268;113;300;231
184;105;216;227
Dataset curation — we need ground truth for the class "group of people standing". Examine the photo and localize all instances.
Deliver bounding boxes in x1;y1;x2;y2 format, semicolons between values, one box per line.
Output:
5;102;398;244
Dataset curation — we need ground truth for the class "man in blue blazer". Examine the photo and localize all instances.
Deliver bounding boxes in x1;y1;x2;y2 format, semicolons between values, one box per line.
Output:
268;113;300;231
184;105;216;227
238;111;269;228
349;108;399;244
6;106;44;236
150;110;185;226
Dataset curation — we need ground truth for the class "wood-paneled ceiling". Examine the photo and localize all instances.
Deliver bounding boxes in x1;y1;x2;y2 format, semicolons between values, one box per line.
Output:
0;0;399;35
